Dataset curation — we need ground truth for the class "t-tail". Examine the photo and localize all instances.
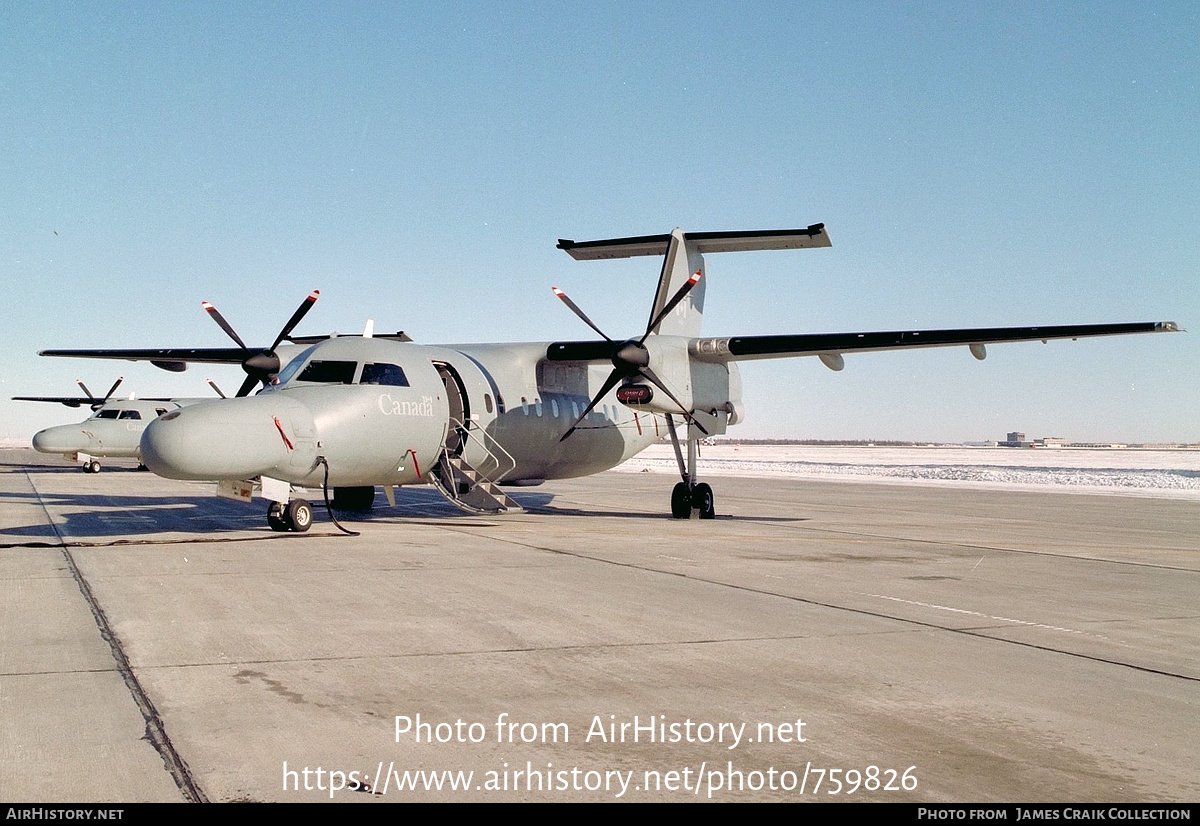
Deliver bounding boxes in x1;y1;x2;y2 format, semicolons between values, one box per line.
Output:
556;224;832;339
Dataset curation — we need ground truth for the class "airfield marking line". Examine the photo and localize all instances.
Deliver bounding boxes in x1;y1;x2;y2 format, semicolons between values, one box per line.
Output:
861;593;1108;640
428;521;1200;684
24;470;209;803
779;523;1200;573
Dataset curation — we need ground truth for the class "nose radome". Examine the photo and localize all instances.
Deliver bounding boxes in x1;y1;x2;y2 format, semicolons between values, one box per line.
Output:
140;397;313;481
32;425;90;454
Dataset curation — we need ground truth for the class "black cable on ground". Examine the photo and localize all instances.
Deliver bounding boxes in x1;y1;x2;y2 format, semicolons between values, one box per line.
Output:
317;456;360;536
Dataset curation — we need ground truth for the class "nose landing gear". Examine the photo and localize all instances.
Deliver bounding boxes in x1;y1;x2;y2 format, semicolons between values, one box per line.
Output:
267;498;313;532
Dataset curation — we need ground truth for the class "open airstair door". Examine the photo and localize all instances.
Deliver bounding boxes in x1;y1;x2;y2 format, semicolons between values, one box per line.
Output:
428;361;521;514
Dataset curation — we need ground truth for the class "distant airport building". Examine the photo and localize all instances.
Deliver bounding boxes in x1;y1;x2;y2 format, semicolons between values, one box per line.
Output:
998;431;1128;449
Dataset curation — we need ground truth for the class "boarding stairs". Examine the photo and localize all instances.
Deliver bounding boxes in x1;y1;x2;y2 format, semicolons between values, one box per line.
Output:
428;419;521;515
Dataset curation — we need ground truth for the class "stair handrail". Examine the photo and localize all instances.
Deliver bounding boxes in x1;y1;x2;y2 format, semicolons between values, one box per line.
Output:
448;415;517;485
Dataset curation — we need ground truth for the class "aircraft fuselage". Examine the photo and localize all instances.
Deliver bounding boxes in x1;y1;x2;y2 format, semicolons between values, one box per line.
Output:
139;336;740;490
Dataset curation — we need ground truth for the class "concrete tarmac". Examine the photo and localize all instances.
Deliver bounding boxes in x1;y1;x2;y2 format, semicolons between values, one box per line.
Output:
2;448;1198;802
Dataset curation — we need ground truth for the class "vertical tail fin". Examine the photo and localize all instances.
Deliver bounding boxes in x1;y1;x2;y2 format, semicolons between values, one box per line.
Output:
557;224;830;339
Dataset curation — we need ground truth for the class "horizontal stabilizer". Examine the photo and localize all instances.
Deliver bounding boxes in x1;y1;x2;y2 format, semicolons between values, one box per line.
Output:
558;224;830;260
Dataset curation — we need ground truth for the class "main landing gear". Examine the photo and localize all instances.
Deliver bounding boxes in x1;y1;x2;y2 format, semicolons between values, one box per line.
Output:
671;480;715;519
267;498;313;532
665;415;715;520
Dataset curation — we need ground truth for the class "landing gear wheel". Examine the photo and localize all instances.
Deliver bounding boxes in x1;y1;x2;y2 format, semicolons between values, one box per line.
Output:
671;482;692;519
87;460;101;474
267;502;289;532
691;482;715;519
286;499;313;533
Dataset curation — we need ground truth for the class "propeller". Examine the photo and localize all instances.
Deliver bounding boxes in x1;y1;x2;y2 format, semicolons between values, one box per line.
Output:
553;271;708;441
202;290;320;396
77;377;123;409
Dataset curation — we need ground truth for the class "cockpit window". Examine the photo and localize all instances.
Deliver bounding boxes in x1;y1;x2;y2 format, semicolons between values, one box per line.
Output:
296;360;357;384
95;409;119;419
360;362;409;387
118;410;142;420
275;345;319;386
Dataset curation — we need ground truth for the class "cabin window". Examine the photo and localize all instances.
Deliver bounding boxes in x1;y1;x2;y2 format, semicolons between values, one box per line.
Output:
521;396;528;414
296;360;357;384
535;399;543;417
360;362;409;387
118;410;142;420
484;393;494;414
155;408;168;417
550;399;559;418
96;409;119;419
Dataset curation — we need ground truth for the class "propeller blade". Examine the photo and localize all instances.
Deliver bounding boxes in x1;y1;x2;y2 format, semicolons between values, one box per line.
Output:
76;379;95;400
207;379;226;398
639;366;708;435
102;377;124;401
271;289;320;351
641;269;701;342
552;287;613;343
235;373;260;398
202;301;248;350
559;368;624;442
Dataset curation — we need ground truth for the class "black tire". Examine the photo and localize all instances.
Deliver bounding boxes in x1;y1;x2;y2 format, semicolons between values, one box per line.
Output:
331;486;375;511
692;482;715;519
287;499;313;532
670;482;692;519
267;502;289;532
87;460;101;474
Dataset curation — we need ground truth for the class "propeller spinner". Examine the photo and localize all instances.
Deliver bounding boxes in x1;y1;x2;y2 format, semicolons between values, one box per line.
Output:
202;290;320;396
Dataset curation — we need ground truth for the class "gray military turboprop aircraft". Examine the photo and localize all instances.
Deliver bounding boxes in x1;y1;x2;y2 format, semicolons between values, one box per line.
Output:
15;377;230;472
42;224;1179;531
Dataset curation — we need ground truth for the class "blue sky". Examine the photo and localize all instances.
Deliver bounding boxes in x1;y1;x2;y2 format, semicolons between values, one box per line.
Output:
2;2;1196;443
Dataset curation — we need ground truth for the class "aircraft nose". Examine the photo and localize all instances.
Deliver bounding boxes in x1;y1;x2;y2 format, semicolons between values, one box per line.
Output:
140;396;316;481
32;425;91;454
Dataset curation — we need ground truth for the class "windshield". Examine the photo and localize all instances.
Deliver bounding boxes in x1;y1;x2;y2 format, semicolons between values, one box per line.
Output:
295;360;357;384
360;362;409;387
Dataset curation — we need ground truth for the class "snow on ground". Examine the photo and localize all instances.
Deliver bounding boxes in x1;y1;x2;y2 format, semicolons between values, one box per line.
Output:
614;444;1200;501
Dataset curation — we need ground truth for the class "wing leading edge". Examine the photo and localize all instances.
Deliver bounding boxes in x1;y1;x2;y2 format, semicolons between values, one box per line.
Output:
38;332;414;373
545;322;1180;366
687;321;1181;363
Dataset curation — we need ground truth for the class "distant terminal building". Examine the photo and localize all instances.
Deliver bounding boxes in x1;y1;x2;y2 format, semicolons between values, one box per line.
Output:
998;431;1128;449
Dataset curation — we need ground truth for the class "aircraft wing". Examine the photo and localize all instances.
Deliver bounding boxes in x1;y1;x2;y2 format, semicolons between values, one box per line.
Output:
12;395;177;408
687;321;1181;363
39;333;412;373
37;348;252;372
